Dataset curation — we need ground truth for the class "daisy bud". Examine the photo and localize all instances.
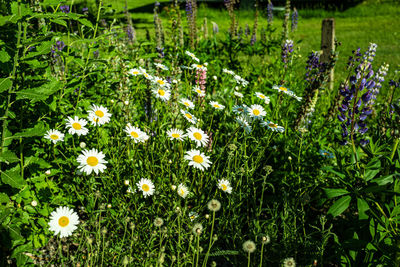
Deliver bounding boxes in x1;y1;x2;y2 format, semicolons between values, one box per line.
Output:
175;207;181;214
262;235;270;244
288;156;292;161
45;170;51;175
124;180;129;186
31;200;38;207
107;204;112;208
110;99;115;104
213;75;217;80
171;185;177;190
122;256;130;266
101;227;107;234
172;79;178;84
124;100;129;105
205;214;210;219
168;160;172;164
79;142;86;148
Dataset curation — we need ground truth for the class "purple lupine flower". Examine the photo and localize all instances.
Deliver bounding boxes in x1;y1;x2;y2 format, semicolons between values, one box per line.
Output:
60;5;70;13
51;41;65;54
267;1;274;24
281;39;294;69
126;25;136;42
337;43;380;146
250;33;256;45
82;7;89;13
245;24;249;36
368;63;389;105
291;8;298;31
93;50;99;58
156;47;165;58
186;0;193;19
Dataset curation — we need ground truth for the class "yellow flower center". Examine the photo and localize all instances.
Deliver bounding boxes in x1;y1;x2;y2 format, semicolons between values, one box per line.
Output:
50;134;59;140
133;71;139;74
184;102;190;106
221;184;228;191
259;94;265;99
238;108;243;112
95;110;104;117
253;109;260;116
180;189;185;196
158;89;165;96
157;80;165;85
213;104;220;108
172;133;180;138
279;87;288;92
323;152;328;156
93;117;99;123
58;216;69;227
197;64;203;68
196;89;202;94
185;113;192;119
142;184;150;192
193;132;202;140
193;155;203;163
269;123;277;128
130;131;139;138
72;122;81;130
86;156;98;167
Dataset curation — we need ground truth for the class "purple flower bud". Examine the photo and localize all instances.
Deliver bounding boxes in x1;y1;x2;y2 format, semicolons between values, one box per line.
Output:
338;114;346;122
366;80;375;89
359;127;368;134
360;139;370;146
359;114;367;121
362;91;372;103
60;5;70;13
366;70;374;79
359;78;366;91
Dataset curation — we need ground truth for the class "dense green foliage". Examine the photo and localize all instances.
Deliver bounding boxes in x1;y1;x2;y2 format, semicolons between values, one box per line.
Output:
0;0;399;266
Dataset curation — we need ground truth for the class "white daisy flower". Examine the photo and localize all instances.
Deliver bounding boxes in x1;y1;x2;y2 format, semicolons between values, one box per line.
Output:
255;92;270;104
48;206;79;238
232;105;248;114
186;127;209;147
154;62;168;70
180;98;195;109
44;129;64;144
236;116;252;134
166;128;185;141
136;178;155;198
88;104;112;126
223;68;235;75
180;109;197;124
248;104;266;119
124;124;148;143
218;179;232;194
234;91;244;98
193;86;206;97
128;68;141;76
177;183;189;198
185;51;200;62
153;76;171;89
261;120;285;133
209;101;225;110
139;67;153;80
152;88;171;101
192;63;207;71
77;148;107;175
272;85;301;101
65;116;89;136
184;149;212;171
189;211;199;221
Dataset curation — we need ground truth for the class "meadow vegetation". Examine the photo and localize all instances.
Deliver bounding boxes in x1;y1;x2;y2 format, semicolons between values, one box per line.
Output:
0;0;400;266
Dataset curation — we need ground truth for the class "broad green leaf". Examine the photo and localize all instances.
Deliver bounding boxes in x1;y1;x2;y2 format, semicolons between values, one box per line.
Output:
21;41;52;60
0;193;9;203
322;166;346;179
357;198;369;220
51;19;67;28
0;15;14;26
364;159;381;181
324;188;349;199
23;156;51;169
78;18;94;29
10;122;46;139
0;150;19;164
0;77;12;93
15;80;61;102
371;174;396;185
1;165;25;189
328;195;351;217
0;207;11;223
0;49;11;63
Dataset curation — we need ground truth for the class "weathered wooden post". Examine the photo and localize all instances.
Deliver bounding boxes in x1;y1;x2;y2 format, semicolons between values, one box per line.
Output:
321;18;335;90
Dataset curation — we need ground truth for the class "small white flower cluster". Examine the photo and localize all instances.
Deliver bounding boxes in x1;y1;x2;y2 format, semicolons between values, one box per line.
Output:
272;85;302;101
223;68;249;87
185;50;199;62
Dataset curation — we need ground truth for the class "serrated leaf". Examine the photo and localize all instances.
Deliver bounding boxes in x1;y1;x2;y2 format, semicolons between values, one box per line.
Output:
10;122;46;139
21;41;52;60
1;165;25;189
51;18;67;27
24;156;51;169
324;188;349;199
0;49;11;63
0;150;19;164
328;195;351;217
15;80;61;102
0;77;12;93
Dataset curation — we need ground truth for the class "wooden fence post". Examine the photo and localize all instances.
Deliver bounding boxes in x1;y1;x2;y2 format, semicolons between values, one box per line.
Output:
321;18;335;90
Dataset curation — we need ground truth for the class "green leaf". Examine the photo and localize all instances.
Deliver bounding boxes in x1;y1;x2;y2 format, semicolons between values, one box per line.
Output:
322;166;346;179
328;195;351;217
15;80;61;102
0;77;12;93
357;198;369;220
364;159;381;181
0;150;19;164
0;208;11;223
0;193;9;204
371;174;396;185
1;165;25;189
324;188;349;199
0;49;11;63
51;18;67;28
11;122;46;139
21;41;52;60
78;18;94;29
